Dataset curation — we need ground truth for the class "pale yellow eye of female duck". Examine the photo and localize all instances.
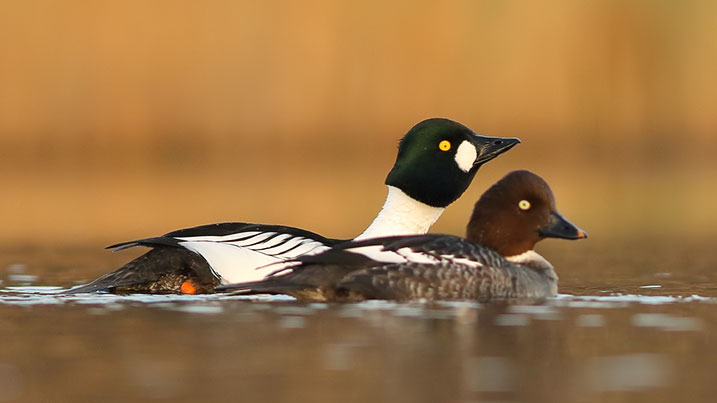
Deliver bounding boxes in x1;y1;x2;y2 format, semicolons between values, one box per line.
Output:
438;140;451;151
518;200;531;210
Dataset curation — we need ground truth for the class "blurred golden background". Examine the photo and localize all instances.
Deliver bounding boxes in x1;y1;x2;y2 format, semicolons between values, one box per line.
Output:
0;0;715;247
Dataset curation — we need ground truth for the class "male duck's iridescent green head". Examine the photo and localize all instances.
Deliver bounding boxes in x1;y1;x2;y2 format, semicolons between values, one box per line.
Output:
386;118;520;207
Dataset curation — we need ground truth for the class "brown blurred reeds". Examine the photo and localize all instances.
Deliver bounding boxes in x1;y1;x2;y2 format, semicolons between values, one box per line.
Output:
0;0;715;245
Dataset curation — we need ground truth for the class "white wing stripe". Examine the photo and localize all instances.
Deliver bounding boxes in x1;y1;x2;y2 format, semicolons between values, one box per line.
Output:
254;236;312;256
441;255;484;268
285;241;331;258
269;237;310;255
176;231;264;243
251;233;294;250
300;243;331;256
346;245;409;263
396;247;441;264
343;245;485;268
226;232;277;247
175;231;329;258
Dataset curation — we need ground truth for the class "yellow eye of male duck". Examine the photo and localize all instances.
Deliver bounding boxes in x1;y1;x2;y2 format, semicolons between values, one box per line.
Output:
518;200;531;210
438;140;451;151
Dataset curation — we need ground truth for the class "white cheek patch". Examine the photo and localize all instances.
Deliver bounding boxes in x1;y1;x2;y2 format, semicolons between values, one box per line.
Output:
454;141;478;173
441;255;484;269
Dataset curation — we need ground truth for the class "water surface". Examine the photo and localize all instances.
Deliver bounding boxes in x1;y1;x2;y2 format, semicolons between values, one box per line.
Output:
1;241;715;403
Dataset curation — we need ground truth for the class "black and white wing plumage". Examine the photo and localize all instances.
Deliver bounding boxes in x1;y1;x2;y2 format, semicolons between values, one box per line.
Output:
218;234;557;301
327;234;506;266
64;222;345;294
335;236;558;301
120;222;344;283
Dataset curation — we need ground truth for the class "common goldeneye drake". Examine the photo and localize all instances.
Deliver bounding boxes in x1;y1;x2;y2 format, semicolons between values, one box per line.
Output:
65;118;519;294
217;170;587;301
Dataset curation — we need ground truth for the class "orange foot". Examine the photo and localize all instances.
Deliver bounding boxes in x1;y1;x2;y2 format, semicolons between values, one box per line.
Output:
180;280;198;295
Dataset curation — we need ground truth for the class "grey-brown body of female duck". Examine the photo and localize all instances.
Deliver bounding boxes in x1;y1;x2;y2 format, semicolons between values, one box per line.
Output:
217;170;587;301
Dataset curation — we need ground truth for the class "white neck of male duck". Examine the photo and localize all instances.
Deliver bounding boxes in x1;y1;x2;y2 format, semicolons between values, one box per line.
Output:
355;186;445;241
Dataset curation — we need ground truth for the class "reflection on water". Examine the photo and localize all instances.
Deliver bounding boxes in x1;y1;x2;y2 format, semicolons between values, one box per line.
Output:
1;242;717;403
585;354;673;392
0;289;716;402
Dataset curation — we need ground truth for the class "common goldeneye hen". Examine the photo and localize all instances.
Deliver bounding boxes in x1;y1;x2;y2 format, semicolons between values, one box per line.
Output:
217;170;587;301
65;118;519;294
